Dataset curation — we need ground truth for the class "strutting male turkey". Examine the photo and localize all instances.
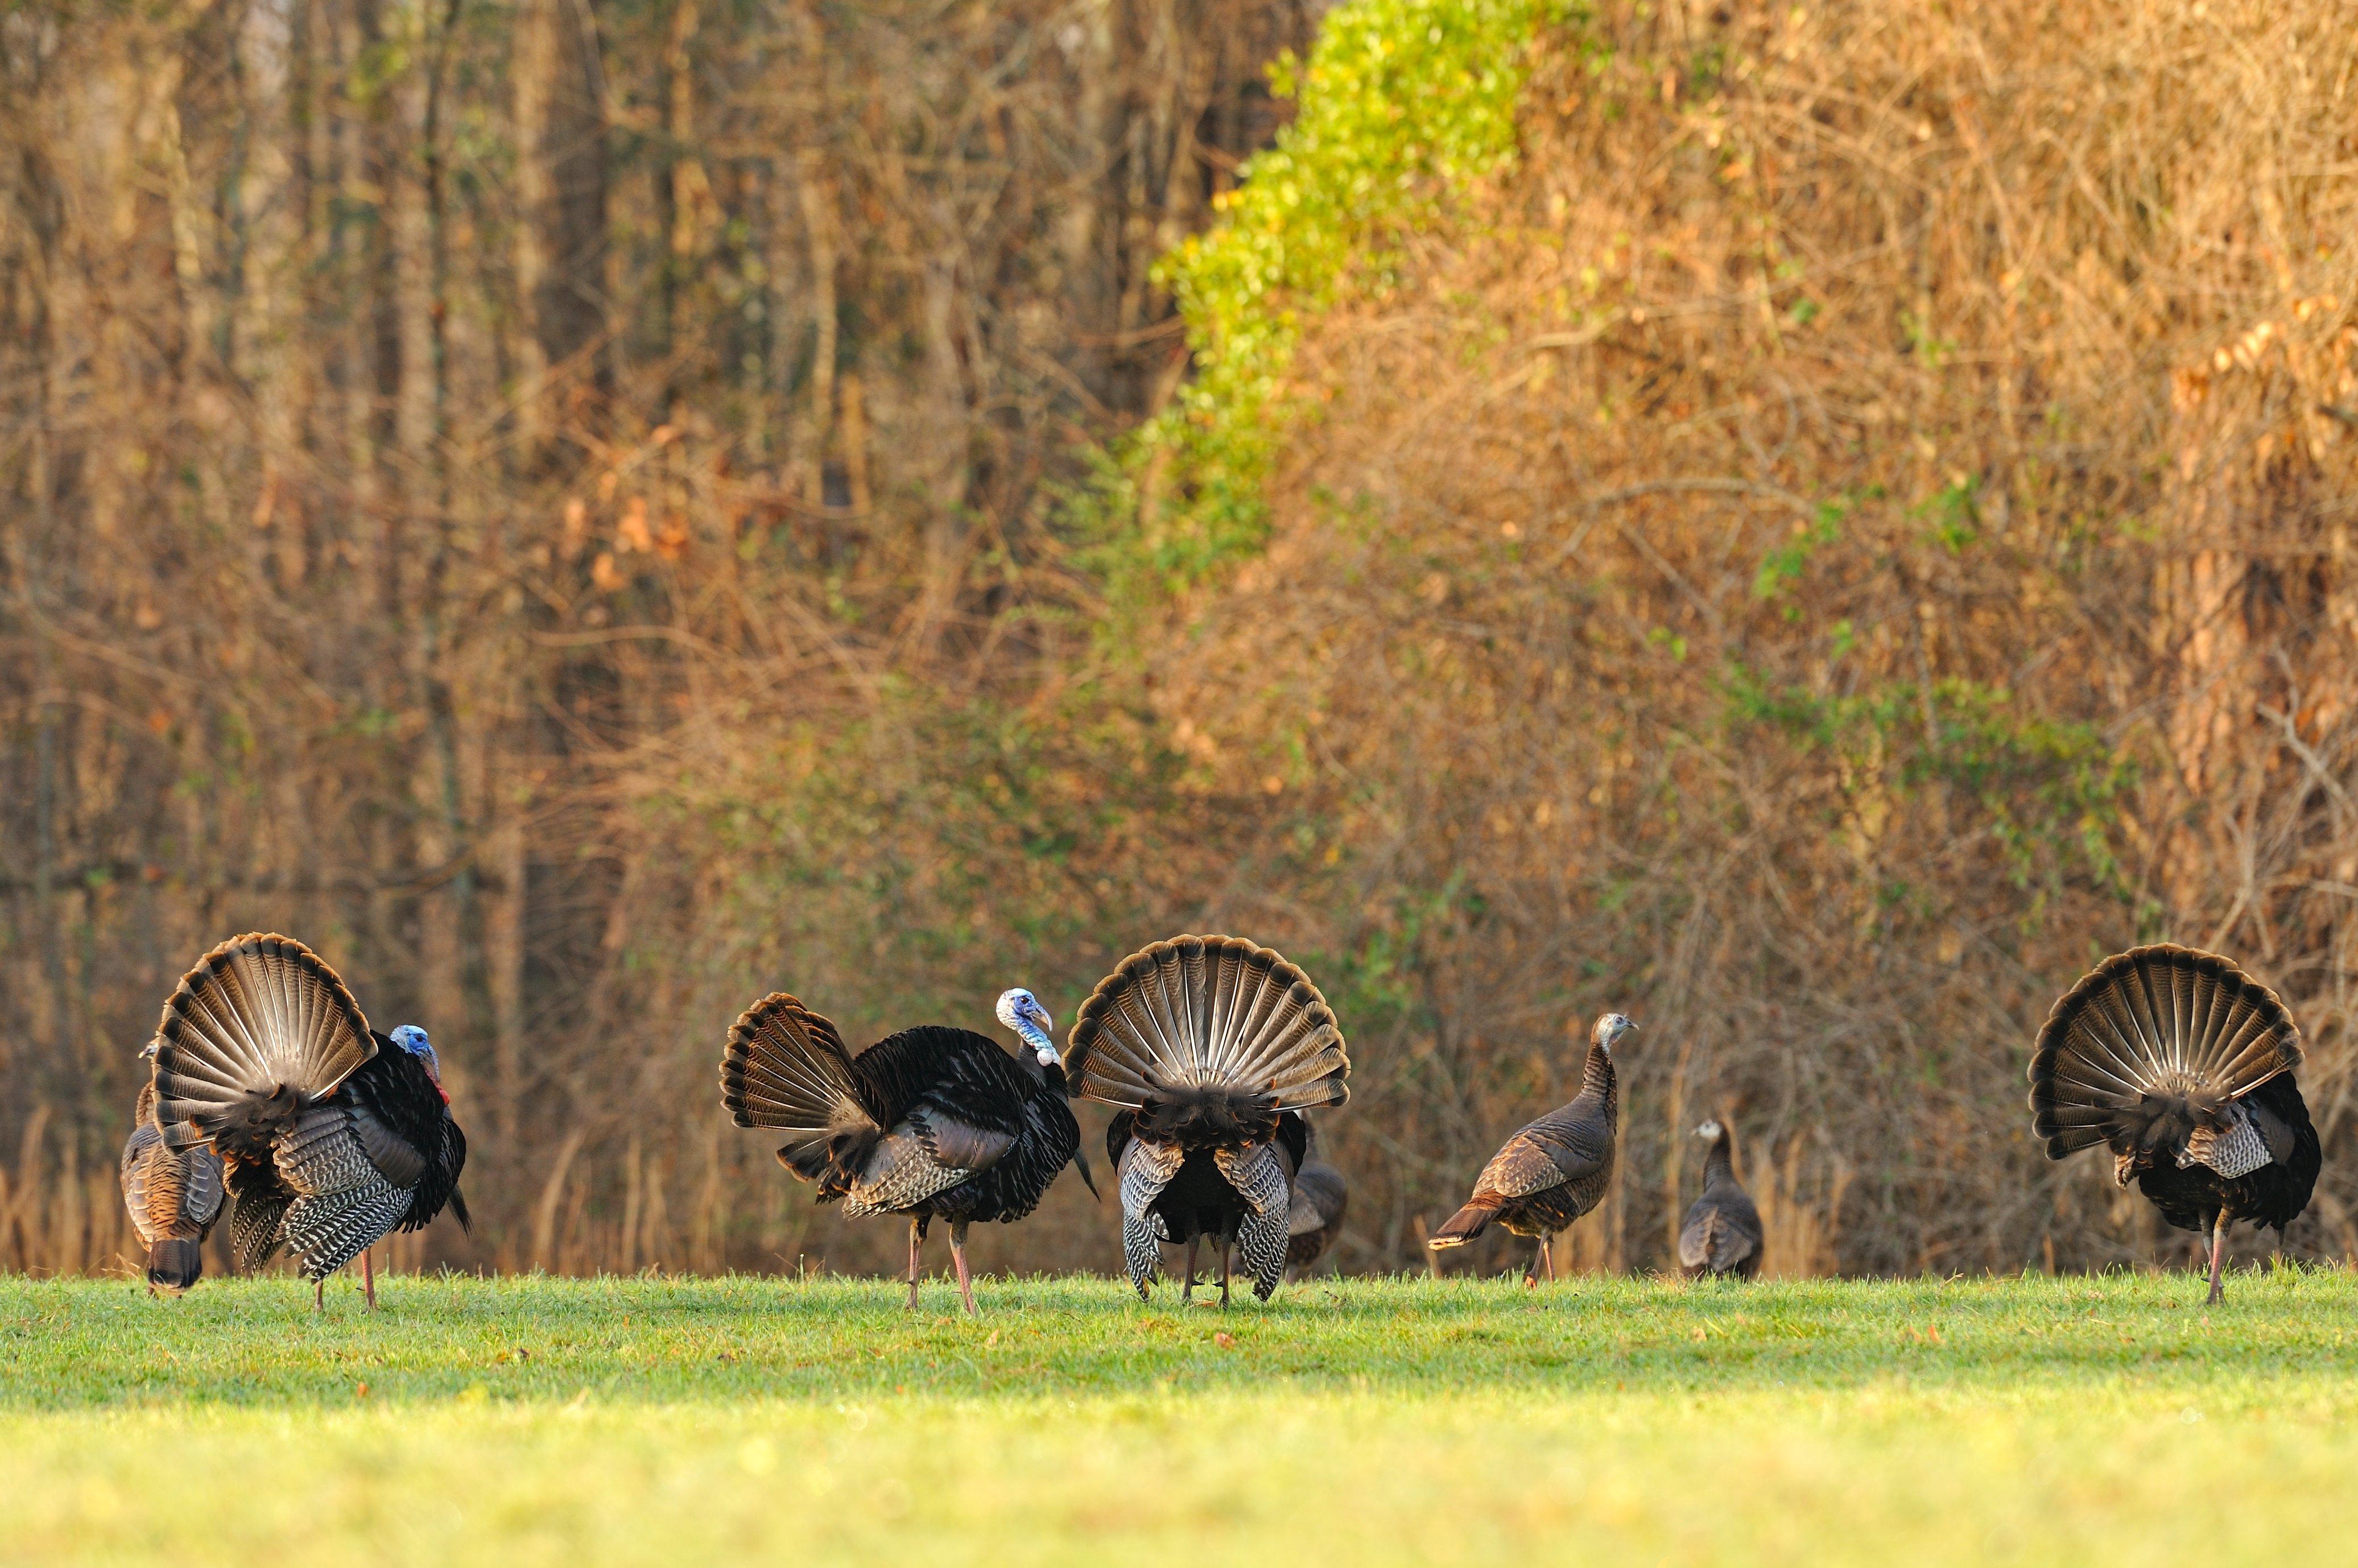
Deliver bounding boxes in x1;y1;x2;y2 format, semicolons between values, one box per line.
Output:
2029;944;2319;1304
1068;936;1350;1305
1428;1012;1634;1285
148;934;471;1309
1677;1119;1763;1280
120;1054;226;1294
1283;1116;1348;1277
718;984;1092;1314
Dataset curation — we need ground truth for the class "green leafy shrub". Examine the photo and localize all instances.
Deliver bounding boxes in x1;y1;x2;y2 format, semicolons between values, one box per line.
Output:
1108;0;1572;597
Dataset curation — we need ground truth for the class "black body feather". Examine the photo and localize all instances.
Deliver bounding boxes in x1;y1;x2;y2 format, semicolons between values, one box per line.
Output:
848;1025;1084;1227
1106;1108;1308;1252
2130;1073;2319;1236
351;1036;470;1238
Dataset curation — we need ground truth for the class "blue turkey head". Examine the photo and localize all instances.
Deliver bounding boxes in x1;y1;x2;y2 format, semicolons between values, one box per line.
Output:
1592;1012;1638;1053
996;987;1060;1066
389;1024;443;1085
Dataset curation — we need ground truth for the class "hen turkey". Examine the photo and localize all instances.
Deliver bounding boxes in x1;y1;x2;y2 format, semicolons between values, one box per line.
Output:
1428;1012;1633;1285
1676;1118;1762;1280
148;933;470;1309
1068;936;1349;1304
2029;944;2319;1304
1283;1118;1348;1277
719;984;1091;1314
119;1056;225;1294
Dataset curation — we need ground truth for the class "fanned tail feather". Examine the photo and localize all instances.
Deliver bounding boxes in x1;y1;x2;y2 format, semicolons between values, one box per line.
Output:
717;992;880;1185
1067;936;1349;1126
2029;945;2301;1160
150;934;376;1155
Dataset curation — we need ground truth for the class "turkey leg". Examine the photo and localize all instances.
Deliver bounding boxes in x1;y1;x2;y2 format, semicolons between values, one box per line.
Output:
314;1276;326;1312
949;1221;979;1318
362;1247;376;1310
2205;1211;2230;1306
1219;1241;1233;1310
1182;1235;1200;1303
905;1217;923;1312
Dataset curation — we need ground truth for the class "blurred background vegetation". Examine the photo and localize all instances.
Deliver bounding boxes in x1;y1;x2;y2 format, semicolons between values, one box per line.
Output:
6;0;2357;1284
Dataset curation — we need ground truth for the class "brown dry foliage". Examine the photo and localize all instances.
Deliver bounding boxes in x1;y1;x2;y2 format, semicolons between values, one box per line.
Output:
1155;0;2358;1277
10;0;2358;1284
0;0;1321;1280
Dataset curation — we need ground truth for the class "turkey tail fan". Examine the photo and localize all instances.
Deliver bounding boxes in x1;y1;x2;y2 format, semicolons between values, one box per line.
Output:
147;1239;204;1294
151;934;377;1154
1066;936;1349;1133
717;992;881;1183
2028;944;2302;1159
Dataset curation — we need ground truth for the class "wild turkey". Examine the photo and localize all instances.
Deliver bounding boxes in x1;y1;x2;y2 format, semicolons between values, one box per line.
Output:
120;1053;225;1294
1067;935;1350;1305
2029;944;2320;1304
1283;1118;1348;1276
718;984;1092;1314
148;933;471;1310
1677;1118;1762;1280
1427;1011;1634;1285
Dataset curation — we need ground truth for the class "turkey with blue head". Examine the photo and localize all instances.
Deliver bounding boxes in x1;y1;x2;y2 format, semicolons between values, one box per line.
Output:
718;982;1094;1315
147;934;471;1310
2029;944;2319;1304
1067;936;1351;1305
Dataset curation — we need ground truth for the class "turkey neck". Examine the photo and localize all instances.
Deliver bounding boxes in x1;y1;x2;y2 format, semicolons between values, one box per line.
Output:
1579;1039;1618;1124
1703;1127;1737;1188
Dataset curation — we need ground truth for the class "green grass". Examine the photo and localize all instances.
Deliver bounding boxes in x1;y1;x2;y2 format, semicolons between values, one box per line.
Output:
6;1267;2357;1565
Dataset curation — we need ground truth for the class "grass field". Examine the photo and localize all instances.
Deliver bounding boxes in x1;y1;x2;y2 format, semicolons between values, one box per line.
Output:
5;1266;2357;1565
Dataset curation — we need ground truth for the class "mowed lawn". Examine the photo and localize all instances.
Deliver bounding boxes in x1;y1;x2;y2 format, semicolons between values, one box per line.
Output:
5;1268;2357;1566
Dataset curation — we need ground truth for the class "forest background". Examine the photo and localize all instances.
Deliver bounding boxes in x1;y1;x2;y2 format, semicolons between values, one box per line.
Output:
7;0;2358;1286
